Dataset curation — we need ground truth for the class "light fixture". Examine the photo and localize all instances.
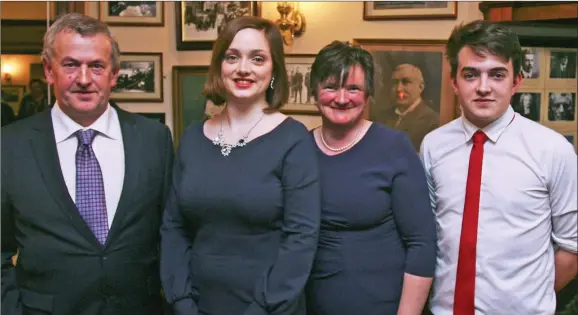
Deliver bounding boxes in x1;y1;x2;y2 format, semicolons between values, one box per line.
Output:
2;63;13;84
275;2;306;46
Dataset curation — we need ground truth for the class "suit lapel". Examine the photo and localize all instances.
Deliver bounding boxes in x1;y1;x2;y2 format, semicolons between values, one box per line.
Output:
30;111;103;249
105;108;141;246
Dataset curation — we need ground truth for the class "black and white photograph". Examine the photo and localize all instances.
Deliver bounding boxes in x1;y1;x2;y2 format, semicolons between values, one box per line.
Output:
548;92;575;121
108;1;157;17
282;55;318;114
111;53;163;102
99;1;164;26
511;92;540;121
564;135;574;144
176;1;259;50
521;47;540;79
115;61;154;93
549;51;577;79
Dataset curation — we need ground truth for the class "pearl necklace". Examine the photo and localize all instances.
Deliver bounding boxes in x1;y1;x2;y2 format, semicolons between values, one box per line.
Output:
319;125;364;152
212;113;264;156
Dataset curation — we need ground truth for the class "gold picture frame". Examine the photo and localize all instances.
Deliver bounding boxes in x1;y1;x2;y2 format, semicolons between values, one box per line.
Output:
363;1;457;20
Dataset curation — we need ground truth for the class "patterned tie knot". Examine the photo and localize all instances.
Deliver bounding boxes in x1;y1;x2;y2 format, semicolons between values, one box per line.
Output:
76;129;98;146
473;130;488;145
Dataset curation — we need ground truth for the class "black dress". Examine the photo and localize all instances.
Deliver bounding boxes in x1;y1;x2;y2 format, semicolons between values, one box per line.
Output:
161;118;321;315
306;123;436;315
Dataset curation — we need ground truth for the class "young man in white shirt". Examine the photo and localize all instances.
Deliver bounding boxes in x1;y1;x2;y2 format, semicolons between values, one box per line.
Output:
421;20;577;315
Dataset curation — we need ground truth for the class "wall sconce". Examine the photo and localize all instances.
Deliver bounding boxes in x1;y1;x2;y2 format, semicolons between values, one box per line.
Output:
2;63;13;84
275;2;306;46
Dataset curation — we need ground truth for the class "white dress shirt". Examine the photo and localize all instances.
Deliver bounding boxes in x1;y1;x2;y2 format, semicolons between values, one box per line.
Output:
420;106;577;315
51;103;125;227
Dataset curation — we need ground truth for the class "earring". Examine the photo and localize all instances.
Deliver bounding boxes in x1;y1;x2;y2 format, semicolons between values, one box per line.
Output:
270;77;275;89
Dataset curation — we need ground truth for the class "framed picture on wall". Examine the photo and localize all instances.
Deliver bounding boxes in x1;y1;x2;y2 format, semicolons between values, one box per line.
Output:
175;1;261;50
284;54;318;115
99;1;164;26
111;52;163;103
172;66;213;147
353;39;457;151
1;85;26;115
363;1;457;20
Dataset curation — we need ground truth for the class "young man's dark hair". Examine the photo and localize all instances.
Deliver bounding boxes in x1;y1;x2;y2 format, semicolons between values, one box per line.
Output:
445;20;523;80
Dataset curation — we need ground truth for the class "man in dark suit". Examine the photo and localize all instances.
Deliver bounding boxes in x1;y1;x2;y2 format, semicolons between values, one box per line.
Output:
384;64;440;151
1;13;173;315
550;52;577;79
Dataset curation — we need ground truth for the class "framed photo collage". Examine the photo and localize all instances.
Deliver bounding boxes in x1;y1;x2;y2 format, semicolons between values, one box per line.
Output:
514;47;577;151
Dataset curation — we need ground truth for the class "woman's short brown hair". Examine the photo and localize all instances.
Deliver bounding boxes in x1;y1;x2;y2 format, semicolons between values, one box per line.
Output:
203;16;288;112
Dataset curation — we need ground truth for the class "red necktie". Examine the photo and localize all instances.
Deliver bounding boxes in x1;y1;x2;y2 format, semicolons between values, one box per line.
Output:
454;130;488;315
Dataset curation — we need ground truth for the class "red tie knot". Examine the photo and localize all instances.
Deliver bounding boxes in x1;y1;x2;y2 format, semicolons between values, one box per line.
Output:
473;130;488;145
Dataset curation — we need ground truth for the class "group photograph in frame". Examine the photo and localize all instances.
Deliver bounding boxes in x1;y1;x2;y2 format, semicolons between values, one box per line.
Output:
99;1;164;26
283;54;318;115
111;52;163;103
175;1;261;50
354;39;456;151
363;1;457;20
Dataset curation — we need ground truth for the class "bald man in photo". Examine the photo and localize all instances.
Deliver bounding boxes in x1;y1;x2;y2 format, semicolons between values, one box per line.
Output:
384;64;440;151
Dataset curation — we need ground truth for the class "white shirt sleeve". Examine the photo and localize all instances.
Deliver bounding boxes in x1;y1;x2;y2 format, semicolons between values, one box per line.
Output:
548;140;578;253
420;137;437;214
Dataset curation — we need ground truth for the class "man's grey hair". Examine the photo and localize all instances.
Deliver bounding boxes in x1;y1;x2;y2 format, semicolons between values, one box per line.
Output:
42;13;121;71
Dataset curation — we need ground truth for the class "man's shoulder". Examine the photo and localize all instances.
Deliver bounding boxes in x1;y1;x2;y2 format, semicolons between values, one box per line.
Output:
116;108;169;134
422;117;461;145
515;116;573;152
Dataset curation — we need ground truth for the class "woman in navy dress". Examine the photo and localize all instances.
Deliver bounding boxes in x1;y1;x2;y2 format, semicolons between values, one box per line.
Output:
160;16;321;315
305;41;437;315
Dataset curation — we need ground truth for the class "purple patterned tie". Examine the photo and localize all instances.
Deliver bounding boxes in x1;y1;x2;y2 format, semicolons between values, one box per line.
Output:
75;129;109;245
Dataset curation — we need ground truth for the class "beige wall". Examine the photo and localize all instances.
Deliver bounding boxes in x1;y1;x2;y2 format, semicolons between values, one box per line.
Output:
3;2;482;133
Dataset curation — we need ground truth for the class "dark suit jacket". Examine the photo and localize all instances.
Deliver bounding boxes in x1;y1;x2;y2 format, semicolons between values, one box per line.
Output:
1;106;174;315
383;101;440;151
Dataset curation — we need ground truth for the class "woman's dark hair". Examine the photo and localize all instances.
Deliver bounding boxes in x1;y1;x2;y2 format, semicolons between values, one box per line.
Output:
446;20;522;79
203;16;288;113
310;41;374;100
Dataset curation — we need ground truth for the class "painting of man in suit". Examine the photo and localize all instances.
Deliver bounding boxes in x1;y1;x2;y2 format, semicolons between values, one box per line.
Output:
1;13;173;315
371;50;442;151
550;51;577;79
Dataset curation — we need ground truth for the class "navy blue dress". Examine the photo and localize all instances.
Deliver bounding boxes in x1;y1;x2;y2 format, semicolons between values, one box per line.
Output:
306;123;436;315
161;118;321;315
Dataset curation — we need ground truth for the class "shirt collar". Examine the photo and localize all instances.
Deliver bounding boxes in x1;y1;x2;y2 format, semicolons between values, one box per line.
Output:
461;105;516;144
51;102;120;143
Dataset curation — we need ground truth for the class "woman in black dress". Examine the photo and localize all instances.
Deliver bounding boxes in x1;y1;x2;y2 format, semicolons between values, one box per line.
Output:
161;16;321;315
306;41;437;315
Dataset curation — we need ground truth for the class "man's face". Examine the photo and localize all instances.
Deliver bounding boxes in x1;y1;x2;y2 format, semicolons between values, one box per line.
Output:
44;31;118;124
560;56;569;67
451;46;522;128
391;65;424;108
522;53;534;72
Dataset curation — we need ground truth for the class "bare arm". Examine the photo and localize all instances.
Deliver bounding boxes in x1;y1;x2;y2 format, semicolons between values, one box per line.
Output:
397;274;433;315
555;249;578;292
